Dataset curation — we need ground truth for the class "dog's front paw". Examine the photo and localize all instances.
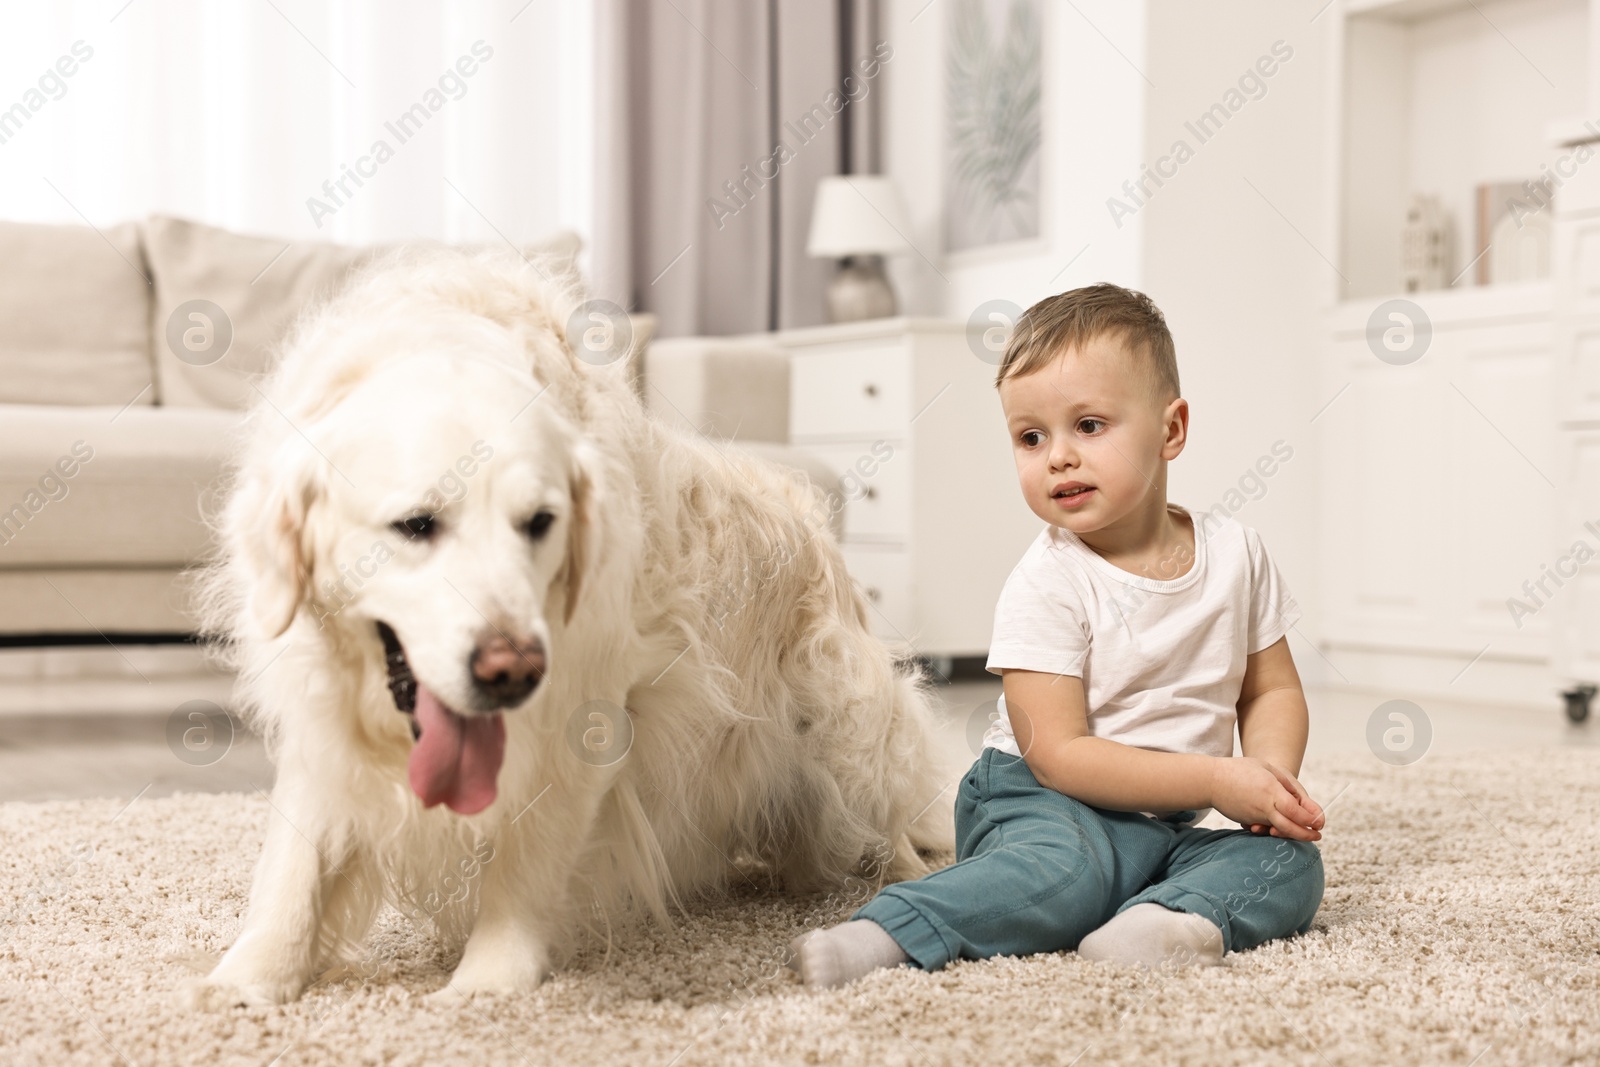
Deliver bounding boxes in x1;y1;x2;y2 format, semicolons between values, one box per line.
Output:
438;959;550;999
177;971;307;1010
437;932;551;999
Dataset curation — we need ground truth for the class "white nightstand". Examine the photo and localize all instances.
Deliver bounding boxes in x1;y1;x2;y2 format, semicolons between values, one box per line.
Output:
743;316;1043;662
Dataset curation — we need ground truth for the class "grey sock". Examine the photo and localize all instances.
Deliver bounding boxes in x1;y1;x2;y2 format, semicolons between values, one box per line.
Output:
787;919;911;989
1077;902;1225;969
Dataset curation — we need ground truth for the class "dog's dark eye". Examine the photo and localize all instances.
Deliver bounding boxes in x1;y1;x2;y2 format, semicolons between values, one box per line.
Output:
524;510;556;541
392;512;437;541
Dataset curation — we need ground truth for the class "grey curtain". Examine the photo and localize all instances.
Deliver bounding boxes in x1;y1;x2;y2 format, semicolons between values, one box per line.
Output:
592;0;883;338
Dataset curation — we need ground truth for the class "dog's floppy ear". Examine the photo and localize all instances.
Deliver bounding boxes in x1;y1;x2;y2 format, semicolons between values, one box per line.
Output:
560;440;601;626
239;446;326;640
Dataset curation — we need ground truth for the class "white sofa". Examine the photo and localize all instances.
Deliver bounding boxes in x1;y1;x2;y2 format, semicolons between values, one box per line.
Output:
0;216;839;637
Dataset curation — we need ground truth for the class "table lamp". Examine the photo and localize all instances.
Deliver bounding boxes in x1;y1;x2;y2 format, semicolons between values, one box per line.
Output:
806;175;912;322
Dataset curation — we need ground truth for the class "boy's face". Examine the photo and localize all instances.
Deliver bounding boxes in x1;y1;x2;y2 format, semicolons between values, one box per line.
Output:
998;332;1186;535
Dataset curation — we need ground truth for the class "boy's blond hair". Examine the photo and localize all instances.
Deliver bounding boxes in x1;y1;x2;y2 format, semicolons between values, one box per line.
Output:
994;283;1180;410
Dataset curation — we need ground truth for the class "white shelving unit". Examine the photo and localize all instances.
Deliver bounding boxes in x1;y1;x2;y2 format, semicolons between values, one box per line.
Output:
1320;0;1598;716
1550;104;1600;720
1335;0;1588;301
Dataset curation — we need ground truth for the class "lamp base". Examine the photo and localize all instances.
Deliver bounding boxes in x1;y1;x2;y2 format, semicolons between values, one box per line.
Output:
824;255;897;323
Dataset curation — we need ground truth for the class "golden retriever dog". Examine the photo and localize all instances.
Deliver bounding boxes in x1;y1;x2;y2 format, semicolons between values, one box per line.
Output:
181;248;953;1007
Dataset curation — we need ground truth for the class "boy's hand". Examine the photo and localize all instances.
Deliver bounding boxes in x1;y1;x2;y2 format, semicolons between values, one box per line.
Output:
1210;756;1324;842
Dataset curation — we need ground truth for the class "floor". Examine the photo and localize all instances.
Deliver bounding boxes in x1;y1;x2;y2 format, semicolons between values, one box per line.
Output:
0;645;1593;805
8;646;1596;1066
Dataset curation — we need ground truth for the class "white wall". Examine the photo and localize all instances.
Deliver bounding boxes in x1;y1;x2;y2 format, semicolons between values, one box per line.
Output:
1139;1;1330;685
0;0;592;265
880;0;1330;685
880;0;1148;319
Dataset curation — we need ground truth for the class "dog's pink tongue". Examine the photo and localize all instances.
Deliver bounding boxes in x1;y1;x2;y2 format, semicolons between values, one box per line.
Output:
408;683;506;815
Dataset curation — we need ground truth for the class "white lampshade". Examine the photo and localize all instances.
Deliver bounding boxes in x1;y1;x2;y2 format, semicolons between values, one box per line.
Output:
806;175;912;258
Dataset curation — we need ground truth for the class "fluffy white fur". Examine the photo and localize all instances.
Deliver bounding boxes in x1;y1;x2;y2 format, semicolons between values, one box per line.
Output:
182;247;955;1007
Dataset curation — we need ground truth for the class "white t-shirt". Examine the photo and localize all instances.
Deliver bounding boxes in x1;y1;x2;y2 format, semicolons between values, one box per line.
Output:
982;503;1303;828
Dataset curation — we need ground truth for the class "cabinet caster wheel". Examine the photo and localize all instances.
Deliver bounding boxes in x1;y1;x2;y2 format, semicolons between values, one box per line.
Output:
1561;684;1595;724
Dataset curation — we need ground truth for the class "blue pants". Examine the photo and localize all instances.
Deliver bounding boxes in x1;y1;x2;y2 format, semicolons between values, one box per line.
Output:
855;746;1324;970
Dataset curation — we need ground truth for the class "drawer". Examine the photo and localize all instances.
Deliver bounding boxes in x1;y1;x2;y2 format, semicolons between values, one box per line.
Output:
839;544;913;643
806;440;910;542
1558;215;1600;315
790;342;910;440
1555;428;1600;680
1555;154;1600;217
1557;322;1600;423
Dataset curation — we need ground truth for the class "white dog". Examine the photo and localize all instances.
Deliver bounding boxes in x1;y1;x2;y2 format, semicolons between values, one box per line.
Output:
182;247;953;1006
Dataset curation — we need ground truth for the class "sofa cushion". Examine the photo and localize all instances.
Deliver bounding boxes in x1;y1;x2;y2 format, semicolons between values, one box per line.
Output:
0;220;156;407
0;569;200;636
643;339;790;443
143;215;584;409
0;403;243;568
144;216;381;410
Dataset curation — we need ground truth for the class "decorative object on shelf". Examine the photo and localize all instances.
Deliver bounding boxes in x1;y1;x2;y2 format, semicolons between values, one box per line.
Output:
1477;177;1555;285
1400;193;1453;292
806;175;912;323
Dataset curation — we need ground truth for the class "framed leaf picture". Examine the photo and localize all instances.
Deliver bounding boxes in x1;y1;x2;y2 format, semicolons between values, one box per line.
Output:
942;0;1044;259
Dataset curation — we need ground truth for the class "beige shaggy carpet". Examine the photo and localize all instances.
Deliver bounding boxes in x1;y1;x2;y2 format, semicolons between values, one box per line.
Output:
2;746;1598;1067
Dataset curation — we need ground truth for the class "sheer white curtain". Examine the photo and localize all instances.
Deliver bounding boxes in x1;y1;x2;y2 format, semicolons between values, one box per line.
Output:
0;0;593;261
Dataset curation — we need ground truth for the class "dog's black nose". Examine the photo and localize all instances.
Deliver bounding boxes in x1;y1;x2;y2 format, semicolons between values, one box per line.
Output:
469;629;546;708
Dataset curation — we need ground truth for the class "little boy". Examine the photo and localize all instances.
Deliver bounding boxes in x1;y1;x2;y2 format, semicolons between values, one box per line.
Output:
790;282;1327;988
